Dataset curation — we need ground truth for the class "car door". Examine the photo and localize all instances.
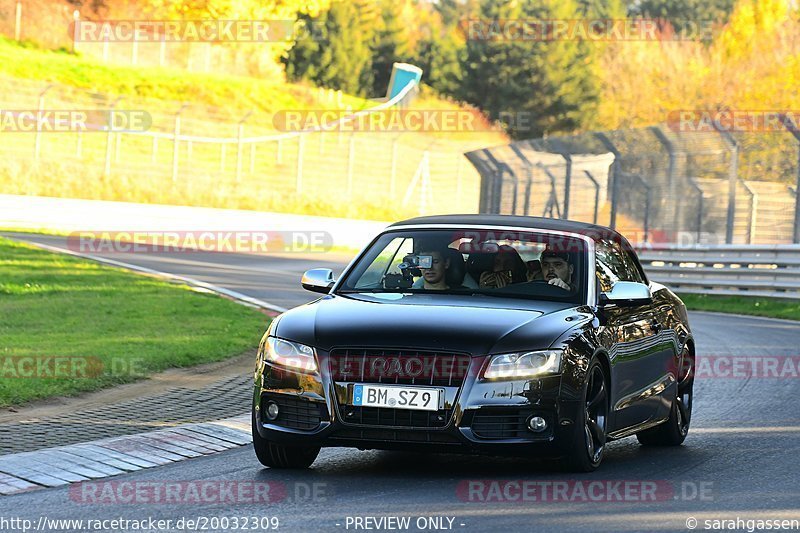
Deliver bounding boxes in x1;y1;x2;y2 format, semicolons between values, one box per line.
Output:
595;238;666;431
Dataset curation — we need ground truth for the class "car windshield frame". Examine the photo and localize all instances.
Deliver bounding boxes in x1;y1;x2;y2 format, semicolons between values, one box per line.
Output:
333;225;595;306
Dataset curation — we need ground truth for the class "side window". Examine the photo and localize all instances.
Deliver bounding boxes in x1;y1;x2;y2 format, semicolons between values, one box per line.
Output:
355;237;410;288
620;246;645;284
387;238;415;275
595;239;637;291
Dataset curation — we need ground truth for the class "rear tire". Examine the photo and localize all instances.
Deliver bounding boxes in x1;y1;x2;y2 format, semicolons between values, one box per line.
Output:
252;412;320;469
637;347;694;446
562;357;608;472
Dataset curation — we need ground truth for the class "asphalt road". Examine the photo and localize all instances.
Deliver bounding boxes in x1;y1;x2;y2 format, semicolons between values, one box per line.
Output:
2;232;800;533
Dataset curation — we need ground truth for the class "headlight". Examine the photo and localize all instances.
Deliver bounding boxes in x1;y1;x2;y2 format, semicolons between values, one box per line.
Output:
483;350;562;379
263;337;317;373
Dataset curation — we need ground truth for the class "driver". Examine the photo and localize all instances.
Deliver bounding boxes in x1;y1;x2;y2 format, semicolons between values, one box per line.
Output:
540;249;575;291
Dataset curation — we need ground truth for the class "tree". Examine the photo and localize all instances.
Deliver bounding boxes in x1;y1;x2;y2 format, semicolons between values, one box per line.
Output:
434;0;481;26
369;0;414;96
458;0;601;138
630;0;737;34
284;1;373;96
414;27;465;96
578;0;626;19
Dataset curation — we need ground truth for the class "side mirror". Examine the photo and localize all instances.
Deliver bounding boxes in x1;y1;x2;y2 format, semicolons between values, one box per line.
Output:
599;281;652;307
301;268;335;294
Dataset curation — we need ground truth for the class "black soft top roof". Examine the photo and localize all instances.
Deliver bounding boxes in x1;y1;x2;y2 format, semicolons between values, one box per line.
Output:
388;214;626;242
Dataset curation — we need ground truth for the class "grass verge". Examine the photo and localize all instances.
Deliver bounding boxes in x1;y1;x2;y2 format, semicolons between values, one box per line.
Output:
679;293;800;321
0;236;268;407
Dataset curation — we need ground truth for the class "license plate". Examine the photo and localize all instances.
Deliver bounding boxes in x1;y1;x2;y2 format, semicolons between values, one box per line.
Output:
352;384;441;411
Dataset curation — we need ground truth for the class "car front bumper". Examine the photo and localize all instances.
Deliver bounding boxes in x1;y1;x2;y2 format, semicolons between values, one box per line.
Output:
253;352;583;456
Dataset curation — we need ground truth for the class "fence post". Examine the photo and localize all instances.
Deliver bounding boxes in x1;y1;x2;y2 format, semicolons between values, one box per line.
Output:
714;128;739;244
584;170;601;224
538;163;563;219
102;24;109;62
509;144;534;216
740;180;757;244
249;143;256;174
296;135;305;194
171;103;188;183
561;153;572;219
687;178;704;243
796;152;800;244
630;173;652;243
103;95;123;178
236;110;253;184
347;135;356;197
455;153;464;207
484;150;517;214
159;39;166;67
650;126;679;238
71;10;79;54
777;114;800;243
594;132;621;229
390;137;399;197
14;2;21;41
34;85;52;161
464;149;499;214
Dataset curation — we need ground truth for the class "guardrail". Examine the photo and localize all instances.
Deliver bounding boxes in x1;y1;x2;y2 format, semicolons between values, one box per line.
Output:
637;244;800;299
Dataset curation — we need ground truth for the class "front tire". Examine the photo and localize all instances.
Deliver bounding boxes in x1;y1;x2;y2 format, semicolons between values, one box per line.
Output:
637;347;694;446
562;357;608;472
252;412;320;469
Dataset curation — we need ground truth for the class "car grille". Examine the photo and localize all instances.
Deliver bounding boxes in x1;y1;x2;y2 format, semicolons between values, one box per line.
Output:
330;428;461;445
470;409;552;439
328;349;471;387
339;405;451;428
261;393;328;431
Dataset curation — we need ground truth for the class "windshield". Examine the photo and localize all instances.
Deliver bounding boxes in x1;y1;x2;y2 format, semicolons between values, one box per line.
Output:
337;228;588;304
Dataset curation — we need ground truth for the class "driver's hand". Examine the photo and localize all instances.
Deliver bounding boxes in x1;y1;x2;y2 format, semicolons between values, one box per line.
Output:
548;278;570;290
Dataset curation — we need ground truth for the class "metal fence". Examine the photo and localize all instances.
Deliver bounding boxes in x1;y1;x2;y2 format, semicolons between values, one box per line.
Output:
639;244;800;299
466;125;800;245
0;75;492;220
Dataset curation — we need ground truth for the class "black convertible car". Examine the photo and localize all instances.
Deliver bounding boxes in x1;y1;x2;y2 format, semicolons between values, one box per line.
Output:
252;215;695;471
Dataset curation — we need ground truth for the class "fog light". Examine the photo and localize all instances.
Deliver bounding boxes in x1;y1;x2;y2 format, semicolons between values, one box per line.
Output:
527;416;547;432
265;401;279;421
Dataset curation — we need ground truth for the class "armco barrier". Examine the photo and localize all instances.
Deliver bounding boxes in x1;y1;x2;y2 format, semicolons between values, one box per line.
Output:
638;244;800;299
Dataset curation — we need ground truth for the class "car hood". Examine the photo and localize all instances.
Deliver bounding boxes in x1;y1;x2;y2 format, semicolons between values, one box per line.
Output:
272;293;591;355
